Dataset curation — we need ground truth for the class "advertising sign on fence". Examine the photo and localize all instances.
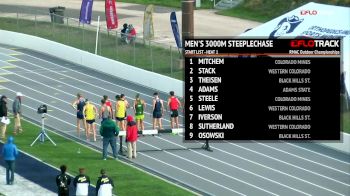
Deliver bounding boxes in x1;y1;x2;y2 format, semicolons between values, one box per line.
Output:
170;11;181;48
79;0;94;24
105;0;118;29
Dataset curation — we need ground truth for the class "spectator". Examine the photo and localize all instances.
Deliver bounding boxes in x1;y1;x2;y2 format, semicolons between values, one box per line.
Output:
126;115;138;159
71;93;87;138
83;99;98;142
1;136;19;185
152;92;164;130
56;165;71;196
121;23;128;44
133;93;146;131
73;168;90;196
100;117;119;160
96;169;114;196
0;95;8;141
168;91;181;129
12;92;24;135
127;24;136;44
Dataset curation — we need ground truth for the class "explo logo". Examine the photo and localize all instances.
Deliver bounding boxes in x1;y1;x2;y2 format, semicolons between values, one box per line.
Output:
300;10;318;15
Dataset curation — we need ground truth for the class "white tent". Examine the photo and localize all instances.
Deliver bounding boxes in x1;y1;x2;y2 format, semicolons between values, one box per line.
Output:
241;2;350;94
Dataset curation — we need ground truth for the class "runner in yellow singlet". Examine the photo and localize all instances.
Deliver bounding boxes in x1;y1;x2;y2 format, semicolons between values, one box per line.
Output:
83;99;98;142
115;95;126;131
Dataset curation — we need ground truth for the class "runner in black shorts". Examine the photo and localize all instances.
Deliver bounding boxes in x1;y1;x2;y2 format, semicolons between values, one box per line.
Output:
170;110;179;118
168;91;181;129
86;119;95;124
71;93;87;138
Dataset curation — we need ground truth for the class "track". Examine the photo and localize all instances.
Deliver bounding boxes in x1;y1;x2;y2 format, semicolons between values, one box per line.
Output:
0;45;349;196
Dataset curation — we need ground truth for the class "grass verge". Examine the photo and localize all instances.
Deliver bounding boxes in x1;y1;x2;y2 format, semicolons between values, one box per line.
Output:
2;119;193;196
216;0;350;23
0;17;184;80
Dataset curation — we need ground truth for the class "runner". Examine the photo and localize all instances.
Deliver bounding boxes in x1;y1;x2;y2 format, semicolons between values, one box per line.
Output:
100;99;112;123
115;95;126;131
168;91;181;129
133;94;146;131
152;92;164;130
83;99;98;142
71;93;87;138
120;94;130;131
103;95;113;119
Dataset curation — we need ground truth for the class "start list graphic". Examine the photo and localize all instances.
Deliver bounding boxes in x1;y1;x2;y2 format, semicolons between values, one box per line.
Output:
184;38;341;140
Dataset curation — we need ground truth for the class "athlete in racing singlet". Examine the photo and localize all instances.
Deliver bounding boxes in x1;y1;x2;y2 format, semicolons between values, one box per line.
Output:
83;100;98;141
71;93;87;138
168;91;181;129
115;96;126;131
152;92;164;129
134;94;146;131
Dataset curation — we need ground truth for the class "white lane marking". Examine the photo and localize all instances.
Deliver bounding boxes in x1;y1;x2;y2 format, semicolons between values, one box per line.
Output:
137;141;279;196
4;95;234;196
0;48;184;116
254;141;350;176
0;59;174;125
4;84;345;195
5;87;271;195
140;153;246;196
222;141;350;188
2;75;349;190
0;75;156;128
9;106;197;196
155;136;311;196
282;142;350;165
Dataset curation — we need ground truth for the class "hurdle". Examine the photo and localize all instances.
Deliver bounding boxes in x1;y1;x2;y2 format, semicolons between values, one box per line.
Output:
118;128;213;154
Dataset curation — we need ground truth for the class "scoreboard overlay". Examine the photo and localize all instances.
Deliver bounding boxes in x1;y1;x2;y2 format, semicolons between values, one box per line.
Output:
184;38;341;140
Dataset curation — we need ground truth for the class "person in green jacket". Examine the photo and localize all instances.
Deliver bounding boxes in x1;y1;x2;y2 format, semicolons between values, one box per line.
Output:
100;117;119;160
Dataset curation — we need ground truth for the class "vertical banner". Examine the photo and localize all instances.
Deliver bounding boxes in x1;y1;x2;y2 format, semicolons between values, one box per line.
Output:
79;0;94;24
143;5;154;41
105;0;118;29
170;11;181;48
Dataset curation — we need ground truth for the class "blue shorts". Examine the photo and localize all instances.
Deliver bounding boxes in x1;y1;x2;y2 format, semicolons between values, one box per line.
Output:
77;112;84;119
153;111;162;119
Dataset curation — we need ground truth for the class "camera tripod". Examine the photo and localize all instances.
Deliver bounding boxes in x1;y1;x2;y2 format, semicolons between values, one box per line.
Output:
30;113;56;146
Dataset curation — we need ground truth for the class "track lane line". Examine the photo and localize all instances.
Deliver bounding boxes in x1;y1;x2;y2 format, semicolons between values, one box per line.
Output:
0;47;185;118
282;142;350;165
0;57;176;126
137;140;280;196
154;136;311;196
254;141;350;176
221;141;350;187
3;94;238;196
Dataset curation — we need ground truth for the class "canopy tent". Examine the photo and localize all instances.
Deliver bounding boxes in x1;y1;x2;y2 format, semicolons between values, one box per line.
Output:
240;2;350;95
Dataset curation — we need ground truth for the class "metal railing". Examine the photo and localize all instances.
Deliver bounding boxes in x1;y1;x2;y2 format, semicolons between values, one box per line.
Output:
0;8;184;80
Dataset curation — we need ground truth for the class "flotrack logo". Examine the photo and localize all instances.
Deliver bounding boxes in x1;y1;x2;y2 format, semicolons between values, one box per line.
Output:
290;40;339;48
